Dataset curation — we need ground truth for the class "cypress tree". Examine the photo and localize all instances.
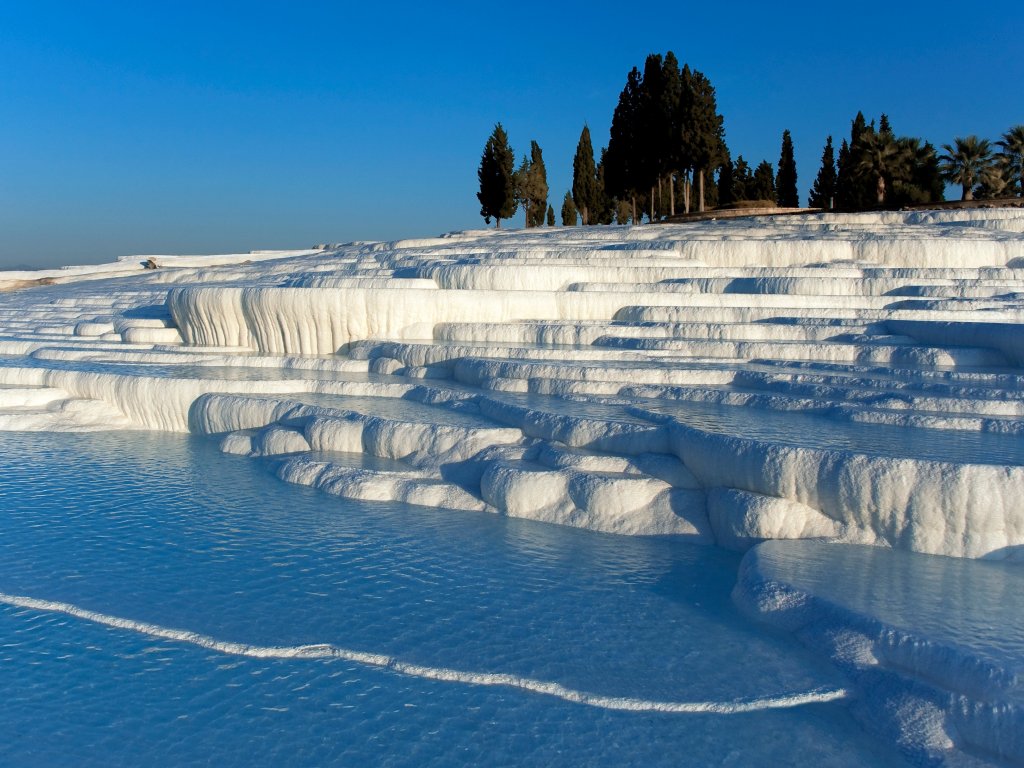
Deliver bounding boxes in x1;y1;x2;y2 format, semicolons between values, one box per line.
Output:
732;155;751;201
572;125;599;225
527;141;549;227
835;138;852;209
841;111;878;210
546;205;556;227
677;64;694;214
751;160;776;202
477;123;516;227
514;141;549;228
513;154;531;226
595;148;614;224
775;129;798;207
561;191;578;226
878;113;893;137
682;67;726;213
660;52;683;215
704;167;719;209
851;111;868;146
808;136;837;210
638;54;665;220
717;156;735;207
913;141;945;203
605;66;643;222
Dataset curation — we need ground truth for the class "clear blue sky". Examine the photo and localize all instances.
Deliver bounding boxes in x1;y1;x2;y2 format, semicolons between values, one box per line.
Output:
1;1;1022;268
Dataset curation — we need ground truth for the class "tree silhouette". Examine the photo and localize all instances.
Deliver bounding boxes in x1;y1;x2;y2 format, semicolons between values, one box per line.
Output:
572;125;599;224
751;160;775;202
775;129;798;207
605;66;643;222
477;124;516;227
561;191;578;226
515;141;549;227
809;136;836;209
854;130;912;206
998;125;1024;197
939;136;998;201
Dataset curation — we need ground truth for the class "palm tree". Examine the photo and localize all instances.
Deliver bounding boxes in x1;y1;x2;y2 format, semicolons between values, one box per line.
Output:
939;136;998;201
997;125;1024;197
854;131;911;206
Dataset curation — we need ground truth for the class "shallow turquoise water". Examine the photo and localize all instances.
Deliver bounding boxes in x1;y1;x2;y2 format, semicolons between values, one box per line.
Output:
0;432;908;767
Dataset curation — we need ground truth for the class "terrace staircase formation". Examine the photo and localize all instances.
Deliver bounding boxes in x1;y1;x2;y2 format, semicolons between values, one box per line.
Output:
0;211;1022;559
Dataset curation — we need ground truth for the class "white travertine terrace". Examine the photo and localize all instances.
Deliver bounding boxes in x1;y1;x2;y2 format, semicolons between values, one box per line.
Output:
2;209;1024;559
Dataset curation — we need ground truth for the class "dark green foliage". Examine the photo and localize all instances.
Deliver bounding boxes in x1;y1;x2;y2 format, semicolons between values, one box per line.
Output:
561;191;578;226
837;114;876;209
659;52;683;180
477;123;517;227
515;140;549;227
604;52;725;217
775;129;798;207
572;125;600;224
604;67;643;210
808;136;837;209
837;111;942;210
717;157;734;207
595;148;615;224
732;155;751;202
878;113;893;137
998;126;1024;197
889;140;943;205
615;199;632;224
854;130;911;206
637;53;666;200
912;142;945;203
684;67;726;212
835;139;853;209
939;136;998;201
836;114;949;209
750;160;776;202
704;167;719;209
851;111;868;145
836;112;876;209
546;205;556;227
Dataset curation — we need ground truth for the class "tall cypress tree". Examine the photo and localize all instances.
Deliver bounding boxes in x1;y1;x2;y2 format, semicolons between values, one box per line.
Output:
808;136;837;209
835;138;852;209
683;67;726;212
851;111;868;146
775;129;798;207
572;125;599;225
546;205;555;227
528;141;549;227
659;52;683;215
751;160;776;202
477;123;516;227
878;113;893;137
514;140;549;228
733;155;750;201
638;54;665;220
605;66;643;221
561;191;578;226
595;147;614;224
717;156;735;207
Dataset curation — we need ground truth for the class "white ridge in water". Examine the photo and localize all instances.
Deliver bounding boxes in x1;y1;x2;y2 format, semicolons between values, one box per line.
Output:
0;590;847;714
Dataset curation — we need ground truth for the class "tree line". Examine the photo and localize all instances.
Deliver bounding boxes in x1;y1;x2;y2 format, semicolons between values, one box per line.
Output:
808;116;1023;209
478;54;1024;227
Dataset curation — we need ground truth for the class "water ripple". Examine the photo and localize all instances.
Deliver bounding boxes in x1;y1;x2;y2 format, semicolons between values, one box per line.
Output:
0;590;849;714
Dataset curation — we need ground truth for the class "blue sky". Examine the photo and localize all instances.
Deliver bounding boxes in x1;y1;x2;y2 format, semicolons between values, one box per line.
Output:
1;1;1022;268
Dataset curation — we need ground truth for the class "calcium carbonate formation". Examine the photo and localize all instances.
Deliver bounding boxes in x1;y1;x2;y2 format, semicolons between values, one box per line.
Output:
2;209;1023;560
